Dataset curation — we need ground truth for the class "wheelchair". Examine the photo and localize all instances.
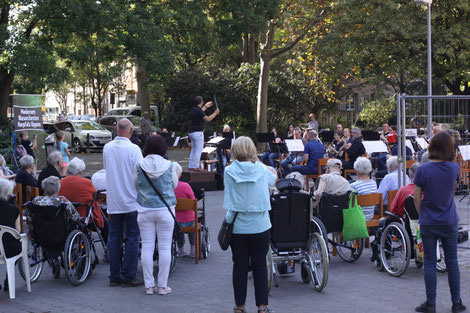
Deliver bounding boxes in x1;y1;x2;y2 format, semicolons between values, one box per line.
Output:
20;201;94;285
311;191;365;263
267;179;329;293
370;195;445;277
194;187;210;259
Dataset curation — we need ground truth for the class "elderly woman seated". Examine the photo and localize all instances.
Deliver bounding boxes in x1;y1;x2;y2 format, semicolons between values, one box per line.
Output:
350;157;378;221
58;157;108;244
313;159;351;204
0;155;15;180
31;176;81;223
15;155;38;199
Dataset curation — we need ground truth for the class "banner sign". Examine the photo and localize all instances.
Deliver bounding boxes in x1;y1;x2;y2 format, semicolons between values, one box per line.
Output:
13;106;43;131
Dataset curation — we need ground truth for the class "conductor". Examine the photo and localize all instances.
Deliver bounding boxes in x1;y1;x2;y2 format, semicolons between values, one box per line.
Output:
188;96;219;171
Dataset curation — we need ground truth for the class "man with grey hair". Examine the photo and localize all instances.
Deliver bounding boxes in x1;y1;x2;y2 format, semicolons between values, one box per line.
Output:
377;156;410;206
341;127;366;172
103;118;143;286
390;162;420;217
286;130;325;175
15;155;38;199
67;157;86;176
38;151;63;195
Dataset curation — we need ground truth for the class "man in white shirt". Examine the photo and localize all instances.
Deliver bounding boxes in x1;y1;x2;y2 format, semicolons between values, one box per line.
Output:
103;118;144;286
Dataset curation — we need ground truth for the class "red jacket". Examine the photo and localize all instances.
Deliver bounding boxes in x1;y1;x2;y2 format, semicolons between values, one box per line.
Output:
390;183;415;218
59;175;104;228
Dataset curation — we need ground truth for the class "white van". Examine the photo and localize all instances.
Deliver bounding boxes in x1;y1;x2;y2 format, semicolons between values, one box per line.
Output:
107;106;159;126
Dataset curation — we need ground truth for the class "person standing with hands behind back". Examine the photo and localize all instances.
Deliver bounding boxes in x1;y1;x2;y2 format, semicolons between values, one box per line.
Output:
188;96;219;171
413;131;466;313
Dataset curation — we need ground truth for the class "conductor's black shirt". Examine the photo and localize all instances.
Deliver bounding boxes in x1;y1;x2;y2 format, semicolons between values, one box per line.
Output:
189;106;206;133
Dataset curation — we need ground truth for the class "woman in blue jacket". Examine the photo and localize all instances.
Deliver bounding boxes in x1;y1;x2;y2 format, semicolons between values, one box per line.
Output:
414;131;466;313
224;136;277;313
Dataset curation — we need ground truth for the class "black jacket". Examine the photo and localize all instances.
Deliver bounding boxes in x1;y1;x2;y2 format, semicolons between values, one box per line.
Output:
346;137;365;162
38;165;61;195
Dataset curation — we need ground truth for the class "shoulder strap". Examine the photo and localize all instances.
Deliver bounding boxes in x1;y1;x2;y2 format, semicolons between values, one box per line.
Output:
140;166;178;222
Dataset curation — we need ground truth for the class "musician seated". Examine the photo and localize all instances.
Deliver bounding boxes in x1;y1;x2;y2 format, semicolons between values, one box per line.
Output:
260;128;281;168
377;132;413;172
280;127;306;174
341;127;365;171
312;159;351;204
377;156;410;207
284;130;325;175
390;162;420;218
327;130;345;159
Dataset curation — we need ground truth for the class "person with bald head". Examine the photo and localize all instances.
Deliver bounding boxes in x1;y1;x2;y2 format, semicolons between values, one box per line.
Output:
103;118;144;287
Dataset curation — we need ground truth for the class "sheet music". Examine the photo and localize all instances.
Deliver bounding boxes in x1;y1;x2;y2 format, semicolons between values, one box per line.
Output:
207;136;226;144
405;129;418;137
202;147;217;154
173;136;180;147
459;145;470;161
362;140;388;153
415;137;428;149
406;140;415;154
284;139;305;152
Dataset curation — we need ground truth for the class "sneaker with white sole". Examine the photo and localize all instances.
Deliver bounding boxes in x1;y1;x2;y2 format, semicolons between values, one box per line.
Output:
146;287;155;295
158;287;172;295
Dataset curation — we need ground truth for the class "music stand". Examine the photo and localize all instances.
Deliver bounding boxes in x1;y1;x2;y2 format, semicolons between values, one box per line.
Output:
268;142;288;154
319;131;334;143
362;131;380;141
222;132;234;139
256;132;274;143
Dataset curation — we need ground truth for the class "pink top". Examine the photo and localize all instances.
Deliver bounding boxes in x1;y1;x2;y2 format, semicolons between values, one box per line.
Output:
175;181;196;223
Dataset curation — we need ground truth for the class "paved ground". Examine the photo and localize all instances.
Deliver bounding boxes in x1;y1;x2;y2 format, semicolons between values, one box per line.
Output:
1;149;469;313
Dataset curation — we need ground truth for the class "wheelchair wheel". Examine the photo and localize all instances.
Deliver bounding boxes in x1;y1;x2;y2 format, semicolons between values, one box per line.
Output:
335;233;364;263
201;227;210;259
436;238;446;273
311;216;328;247
18;241;44;283
64;230;92;285
170;238;177;273
267;245;275;293
301;261;312;284
415;259;423;269
379;222;411;277
309;232;328;292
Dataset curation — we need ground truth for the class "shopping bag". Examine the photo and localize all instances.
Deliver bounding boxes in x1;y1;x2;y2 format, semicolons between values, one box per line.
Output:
342;192;369;242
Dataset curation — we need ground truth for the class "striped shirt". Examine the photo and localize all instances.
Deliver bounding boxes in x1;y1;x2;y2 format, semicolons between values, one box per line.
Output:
350;180;378;221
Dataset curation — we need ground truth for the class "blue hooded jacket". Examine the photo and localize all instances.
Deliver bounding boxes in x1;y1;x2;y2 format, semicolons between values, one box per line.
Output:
224;160;276;234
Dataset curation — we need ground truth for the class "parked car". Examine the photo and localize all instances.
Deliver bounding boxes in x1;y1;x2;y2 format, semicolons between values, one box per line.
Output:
80;114;96;122
107;105;159;127
98;115;143;136
54;120;112;153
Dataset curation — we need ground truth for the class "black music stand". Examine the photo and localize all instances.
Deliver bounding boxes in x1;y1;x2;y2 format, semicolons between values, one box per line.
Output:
222;132;234;139
268;142;288;154
257;132;275;143
319;131;334;143
362;131;380;141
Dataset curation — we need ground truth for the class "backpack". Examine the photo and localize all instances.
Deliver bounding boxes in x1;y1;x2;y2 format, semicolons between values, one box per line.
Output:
16;145;27;158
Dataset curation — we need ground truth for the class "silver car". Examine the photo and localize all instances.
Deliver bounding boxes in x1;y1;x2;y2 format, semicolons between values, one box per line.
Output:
54;120;112;153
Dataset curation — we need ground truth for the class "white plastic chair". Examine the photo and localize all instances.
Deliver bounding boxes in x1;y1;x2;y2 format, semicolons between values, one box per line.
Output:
0;225;31;299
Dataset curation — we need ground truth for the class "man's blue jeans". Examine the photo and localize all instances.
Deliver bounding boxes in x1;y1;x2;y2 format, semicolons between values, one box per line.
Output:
260;152;280;168
281;154;303;173
420;224;461;304
108;211;140;282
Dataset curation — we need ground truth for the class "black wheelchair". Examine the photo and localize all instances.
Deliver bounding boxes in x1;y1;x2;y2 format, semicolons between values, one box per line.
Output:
370;195;446;277
267;179;329;292
311;191;365;263
20;201;94;285
193;187;210;259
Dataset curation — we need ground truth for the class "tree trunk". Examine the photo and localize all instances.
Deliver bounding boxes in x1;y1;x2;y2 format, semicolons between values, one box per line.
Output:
256;52;271;134
248;35;259;64
0;69;14;118
136;64;150;116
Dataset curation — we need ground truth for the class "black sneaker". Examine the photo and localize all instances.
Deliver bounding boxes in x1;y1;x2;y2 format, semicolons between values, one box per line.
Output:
121;278;144;287
452;300;467;313
109;279;121;287
415;301;436;313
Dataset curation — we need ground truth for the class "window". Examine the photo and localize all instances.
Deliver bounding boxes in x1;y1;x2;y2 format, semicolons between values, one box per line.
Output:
74;121;105;131
130;109;141;117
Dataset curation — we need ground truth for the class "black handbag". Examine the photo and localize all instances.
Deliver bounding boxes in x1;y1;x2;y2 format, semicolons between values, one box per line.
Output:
217;212;238;251
140;167;184;241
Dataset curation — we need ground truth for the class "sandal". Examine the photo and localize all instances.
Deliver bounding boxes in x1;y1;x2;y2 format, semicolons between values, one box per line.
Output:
258;307;272;313
233;307;246;313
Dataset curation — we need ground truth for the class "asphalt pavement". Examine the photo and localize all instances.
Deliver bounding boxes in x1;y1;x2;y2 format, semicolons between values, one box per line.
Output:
1;149;469;313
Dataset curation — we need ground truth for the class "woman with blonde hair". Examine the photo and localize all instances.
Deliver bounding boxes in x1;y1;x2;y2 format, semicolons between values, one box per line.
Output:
224;136;276;313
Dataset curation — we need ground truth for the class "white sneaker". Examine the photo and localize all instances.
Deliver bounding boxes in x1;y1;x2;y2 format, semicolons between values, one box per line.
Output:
177;251;188;257
158;287;172;295
146;287;155;295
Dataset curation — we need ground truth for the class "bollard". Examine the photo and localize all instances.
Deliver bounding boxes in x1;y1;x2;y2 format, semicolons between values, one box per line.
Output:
86;133;90;154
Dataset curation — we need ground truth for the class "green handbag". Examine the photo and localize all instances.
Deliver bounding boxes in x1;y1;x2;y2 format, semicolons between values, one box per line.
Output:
342;192;369;242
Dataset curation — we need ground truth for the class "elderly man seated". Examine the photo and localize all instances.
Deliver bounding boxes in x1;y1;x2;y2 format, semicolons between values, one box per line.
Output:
38;151;63;195
390;162;420;218
59;157;108;244
313;159;351;204
377;156;410;207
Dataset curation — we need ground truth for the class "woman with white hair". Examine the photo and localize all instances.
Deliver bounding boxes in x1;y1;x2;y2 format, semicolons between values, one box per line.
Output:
58;157;107;244
224;136;276;313
0;177;21;291
173;162;196;257
350;157;378;221
15;155;38;199
0;155;15;179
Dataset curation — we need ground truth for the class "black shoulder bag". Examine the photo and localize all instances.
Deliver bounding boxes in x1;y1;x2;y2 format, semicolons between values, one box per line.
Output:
217;212;238;251
140;167;184;241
